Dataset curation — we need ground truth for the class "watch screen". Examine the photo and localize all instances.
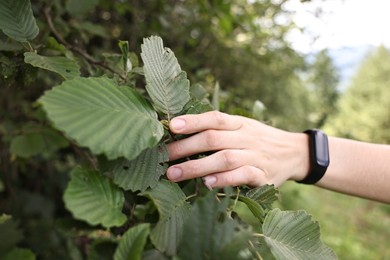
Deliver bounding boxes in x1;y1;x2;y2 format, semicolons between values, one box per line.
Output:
314;131;329;166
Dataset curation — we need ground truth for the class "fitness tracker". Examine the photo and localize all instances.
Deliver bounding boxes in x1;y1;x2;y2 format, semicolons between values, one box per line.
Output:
297;129;330;185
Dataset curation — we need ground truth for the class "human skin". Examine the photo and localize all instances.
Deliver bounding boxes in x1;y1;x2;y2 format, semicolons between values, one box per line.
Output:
166;111;390;204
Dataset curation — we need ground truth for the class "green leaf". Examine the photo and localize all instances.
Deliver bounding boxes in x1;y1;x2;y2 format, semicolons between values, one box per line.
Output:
141;36;190;117
234;186;278;223
190;83;209;101
245;184;279;210
24;52;80;80
10;129;69;158
184;99;213;115
141;180;191;255
218;227;254;260
262;209;337;260
142;250;169;260
88;240;117;260
237;195;265;222
212;81;220;111
114;223;150;260
66;0;99;17
40;77;164;160
1;248;36;260
111;144;169;192
76;22;109;39
0;216;23;255
179;192;251;260
0;0;39;42
118;40;130;72
10;133;45;158
0;38;23;51
63;167;127;228
0;214;11;224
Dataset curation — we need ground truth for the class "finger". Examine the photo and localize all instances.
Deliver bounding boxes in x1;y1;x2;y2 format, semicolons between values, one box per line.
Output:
169;111;243;134
166;149;255;181
167;129;245;161
202;166;267;189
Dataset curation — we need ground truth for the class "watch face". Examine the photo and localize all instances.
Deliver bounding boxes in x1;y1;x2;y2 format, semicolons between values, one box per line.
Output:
314;130;330;167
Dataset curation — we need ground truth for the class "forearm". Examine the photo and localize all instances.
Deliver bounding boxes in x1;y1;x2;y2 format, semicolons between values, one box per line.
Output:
166;111;390;203
315;137;390;203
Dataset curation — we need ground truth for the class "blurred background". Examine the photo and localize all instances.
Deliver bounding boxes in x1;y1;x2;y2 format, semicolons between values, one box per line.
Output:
1;0;390;258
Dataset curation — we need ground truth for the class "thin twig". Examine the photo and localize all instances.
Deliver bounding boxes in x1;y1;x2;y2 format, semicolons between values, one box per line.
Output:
43;7;126;80
69;140;98;170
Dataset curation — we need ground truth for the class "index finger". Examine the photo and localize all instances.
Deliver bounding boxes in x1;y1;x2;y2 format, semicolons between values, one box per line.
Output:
169;111;243;134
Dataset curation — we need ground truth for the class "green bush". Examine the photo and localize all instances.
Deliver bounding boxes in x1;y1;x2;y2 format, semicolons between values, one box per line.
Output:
0;1;336;259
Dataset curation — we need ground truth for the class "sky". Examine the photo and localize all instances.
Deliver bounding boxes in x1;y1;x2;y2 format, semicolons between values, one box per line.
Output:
285;0;390;53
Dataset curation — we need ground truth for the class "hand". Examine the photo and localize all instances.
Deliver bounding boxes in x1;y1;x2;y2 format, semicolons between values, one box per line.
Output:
166;111;310;189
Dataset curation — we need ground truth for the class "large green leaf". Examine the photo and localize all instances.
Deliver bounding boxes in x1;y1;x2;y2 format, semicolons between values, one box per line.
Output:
24;52;80;80
114;223;150;260
63;167;127;228
0;0;39;42
10;128;69;158
111;144;169;192
40;77;164;160
141;180;191;256
2;248;35;260
262;209;337;260
141;36;190;117
0;215;23;255
245;185;279;210
178;192;252;260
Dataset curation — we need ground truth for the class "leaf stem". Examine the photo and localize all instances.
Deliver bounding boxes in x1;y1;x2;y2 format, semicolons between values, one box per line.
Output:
253;233;265;238
186;193;198;200
227;187;240;217
248;239;263;260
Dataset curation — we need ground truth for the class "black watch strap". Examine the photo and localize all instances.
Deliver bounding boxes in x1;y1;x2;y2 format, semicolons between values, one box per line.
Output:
297;129;330;185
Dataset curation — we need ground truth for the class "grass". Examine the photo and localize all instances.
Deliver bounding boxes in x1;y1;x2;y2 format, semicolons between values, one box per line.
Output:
277;182;390;259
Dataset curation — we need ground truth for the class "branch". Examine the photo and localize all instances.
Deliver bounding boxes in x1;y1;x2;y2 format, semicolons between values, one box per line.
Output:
43;7;126;80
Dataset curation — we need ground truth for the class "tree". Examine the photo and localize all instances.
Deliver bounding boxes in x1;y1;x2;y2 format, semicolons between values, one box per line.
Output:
308;49;340;127
327;45;390;143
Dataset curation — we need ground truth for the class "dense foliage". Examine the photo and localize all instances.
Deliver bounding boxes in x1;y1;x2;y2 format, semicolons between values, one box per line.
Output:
0;0;341;259
328;45;390;144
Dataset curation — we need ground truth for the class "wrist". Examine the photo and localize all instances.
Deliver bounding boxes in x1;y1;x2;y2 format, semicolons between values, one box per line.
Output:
289;132;310;182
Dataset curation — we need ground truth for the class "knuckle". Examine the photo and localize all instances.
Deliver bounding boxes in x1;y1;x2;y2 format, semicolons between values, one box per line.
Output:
241;165;255;177
225;174;236;186
244;166;265;186
220;150;239;168
171;141;184;156
211;111;228;127
217;173;235;187
203;130;221;149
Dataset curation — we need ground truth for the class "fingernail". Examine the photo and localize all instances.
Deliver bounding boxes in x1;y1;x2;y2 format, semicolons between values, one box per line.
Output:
203;175;217;190
171;118;186;131
167;167;182;180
